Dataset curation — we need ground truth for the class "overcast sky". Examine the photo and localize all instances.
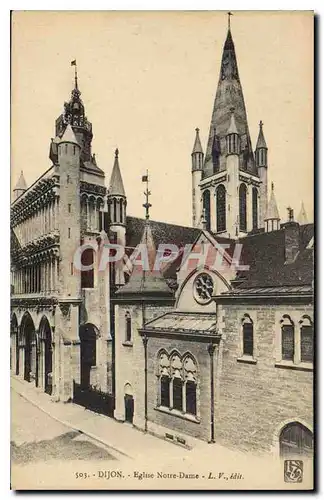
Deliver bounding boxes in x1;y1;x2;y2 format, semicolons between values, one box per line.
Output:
11;11;313;226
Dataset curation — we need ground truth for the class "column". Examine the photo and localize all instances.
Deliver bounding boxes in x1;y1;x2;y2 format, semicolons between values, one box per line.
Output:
207;343;217;443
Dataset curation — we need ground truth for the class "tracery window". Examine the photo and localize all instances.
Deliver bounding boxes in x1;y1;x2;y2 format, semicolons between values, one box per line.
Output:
193;272;214;305
157;351;198;417
202;190;211;231
239;183;247;231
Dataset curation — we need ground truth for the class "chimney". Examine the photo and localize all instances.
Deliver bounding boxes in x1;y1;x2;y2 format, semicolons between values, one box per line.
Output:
281;208;300;264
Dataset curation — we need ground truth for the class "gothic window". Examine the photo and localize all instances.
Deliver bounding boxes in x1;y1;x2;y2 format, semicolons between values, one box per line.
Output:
202;190;211;231
242;314;254;357
239;183;247;231
172;377;183;411
81;248;94;289
113;199;117;224
300;316;313;363
193;272;214;305
252;187;258;230
212;135;220;173
186;381;197;416
216;184;226;232
119;199;124;224
125;311;132;343
160;375;170;408
281;315;295;361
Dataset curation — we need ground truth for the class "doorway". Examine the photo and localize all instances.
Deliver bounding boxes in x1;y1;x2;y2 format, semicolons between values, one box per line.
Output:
124;383;134;423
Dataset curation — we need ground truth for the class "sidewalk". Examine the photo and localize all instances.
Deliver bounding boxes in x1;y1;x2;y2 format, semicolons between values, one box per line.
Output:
11;376;193;462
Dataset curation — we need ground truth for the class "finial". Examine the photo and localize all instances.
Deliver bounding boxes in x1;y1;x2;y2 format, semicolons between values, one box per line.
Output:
259;120;264;129
71;59;78;89
228;12;233;30
115;148;119;158
195;127;200;133
271;182;274;191
142;170;152;220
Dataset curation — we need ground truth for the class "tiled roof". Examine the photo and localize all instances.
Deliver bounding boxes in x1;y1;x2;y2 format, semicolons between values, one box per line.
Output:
144;311;217;333
235;223;314;289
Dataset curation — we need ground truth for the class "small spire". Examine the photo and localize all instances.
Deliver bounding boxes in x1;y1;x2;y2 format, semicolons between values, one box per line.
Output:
256;120;267;149
58;123;80;147
265;183;280;221
192;127;203;154
226;107;238;135
297;201;308;225
109;148;125;197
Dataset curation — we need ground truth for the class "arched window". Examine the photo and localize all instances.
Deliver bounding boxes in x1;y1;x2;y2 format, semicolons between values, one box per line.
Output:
252;187;258;230
239;183;247;231
119;199;124;224
242;314;253;357
81;248;94;289
202;190;211;231
160;375;170;408
186;380;197;415
216;184;226;232
125;311;132;342
300;316;313;363
281;315;294;361
280;422;313;458
172;376;183;411
212;134;220;174
113;198;117;223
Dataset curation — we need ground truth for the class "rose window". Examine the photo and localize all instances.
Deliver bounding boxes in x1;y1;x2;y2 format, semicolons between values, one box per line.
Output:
193;273;214;304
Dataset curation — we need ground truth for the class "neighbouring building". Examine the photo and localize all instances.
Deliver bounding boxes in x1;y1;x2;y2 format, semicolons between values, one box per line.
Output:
11;17;314;458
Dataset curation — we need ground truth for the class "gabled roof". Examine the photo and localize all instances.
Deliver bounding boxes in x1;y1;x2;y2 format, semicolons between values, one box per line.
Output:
116;222;174;298
108;149;125;196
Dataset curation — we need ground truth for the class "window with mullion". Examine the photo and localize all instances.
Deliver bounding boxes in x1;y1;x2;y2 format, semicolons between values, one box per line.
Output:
160;375;170;407
172;377;183;412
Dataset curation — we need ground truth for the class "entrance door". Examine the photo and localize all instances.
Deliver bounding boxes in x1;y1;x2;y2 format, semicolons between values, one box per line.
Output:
280;422;313;458
124;394;134;423
44;333;53;395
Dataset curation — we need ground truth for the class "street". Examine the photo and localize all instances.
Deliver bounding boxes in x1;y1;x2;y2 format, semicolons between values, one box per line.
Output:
11;390;119;466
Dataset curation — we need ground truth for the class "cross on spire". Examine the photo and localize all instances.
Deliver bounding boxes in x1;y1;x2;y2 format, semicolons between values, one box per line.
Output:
228;12;233;30
259;120;264;129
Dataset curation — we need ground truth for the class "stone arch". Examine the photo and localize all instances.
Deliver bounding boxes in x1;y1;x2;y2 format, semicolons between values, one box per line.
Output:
274;420;314;458
38;315;53;395
19;311;37;385
124;382;133;396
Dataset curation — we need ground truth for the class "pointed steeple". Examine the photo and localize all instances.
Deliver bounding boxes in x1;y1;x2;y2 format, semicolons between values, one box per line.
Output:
192;127;203;154
116;222;173;297
58;123;80;147
297;201;308;225
203;21;256;178
13;171;27;200
256;120;267;149
265;182;280;232
108;148;125;196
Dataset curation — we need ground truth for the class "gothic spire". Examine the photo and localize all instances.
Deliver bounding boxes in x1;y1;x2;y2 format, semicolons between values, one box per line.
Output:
108;148;126;197
203;20;256;178
297;201;308;225
256;120;267;149
13;170;27;200
265;182;280;221
192;127;203;154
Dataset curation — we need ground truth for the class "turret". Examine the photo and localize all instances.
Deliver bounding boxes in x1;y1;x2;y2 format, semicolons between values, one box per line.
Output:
255;120;268;228
264;182;280;232
58;123;81;298
297;201;308;225
107;148;127;285
13;171;27;200
191;128;203;227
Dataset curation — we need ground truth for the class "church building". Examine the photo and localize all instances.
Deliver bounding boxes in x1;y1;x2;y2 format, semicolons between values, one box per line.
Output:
11;17;314;458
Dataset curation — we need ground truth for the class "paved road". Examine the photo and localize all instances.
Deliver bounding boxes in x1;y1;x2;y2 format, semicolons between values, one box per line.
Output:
11;390;118;466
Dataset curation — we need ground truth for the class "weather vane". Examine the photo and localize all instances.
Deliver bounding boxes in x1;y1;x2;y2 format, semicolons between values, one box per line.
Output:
142;170;152;220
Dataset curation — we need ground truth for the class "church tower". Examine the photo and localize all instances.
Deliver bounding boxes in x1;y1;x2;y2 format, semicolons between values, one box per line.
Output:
196;16;265;238
191;128;204;227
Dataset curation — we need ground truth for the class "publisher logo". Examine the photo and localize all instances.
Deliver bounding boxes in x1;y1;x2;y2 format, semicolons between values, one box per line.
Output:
284;460;303;483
